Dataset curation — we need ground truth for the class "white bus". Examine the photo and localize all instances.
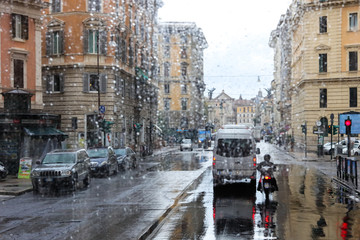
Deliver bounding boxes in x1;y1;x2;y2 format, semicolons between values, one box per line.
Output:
212;126;260;187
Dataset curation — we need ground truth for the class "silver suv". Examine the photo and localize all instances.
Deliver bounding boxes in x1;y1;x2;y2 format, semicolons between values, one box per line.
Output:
31;149;91;192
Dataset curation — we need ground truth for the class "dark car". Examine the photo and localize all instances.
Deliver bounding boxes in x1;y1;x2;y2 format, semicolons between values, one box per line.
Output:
0;161;8;179
87;147;118;177
114;147;137;170
30;149;91;192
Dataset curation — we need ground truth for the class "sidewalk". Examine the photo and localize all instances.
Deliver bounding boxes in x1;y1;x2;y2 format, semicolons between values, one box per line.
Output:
276;144;360;196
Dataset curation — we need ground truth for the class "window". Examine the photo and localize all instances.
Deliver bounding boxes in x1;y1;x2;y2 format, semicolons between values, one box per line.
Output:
164;84;170;94
14;59;24;88
181;98;188;110
11;14;28;40
128;39;134;67
349;13;358;31
350;87;357;107
349;51;358;71
163;35;170;43
164;98;171;111
46;74;64;93
88;0;101;12
180;35;187;44
319;16;327;33
181;63;188;77
319;53;327;73
181;84;187;94
83;73;107;93
164;62;170;77
46;31;64;55
180;47;187;59
164;46;170;58
51;0;61;12
84;29;107;55
320;88;327;108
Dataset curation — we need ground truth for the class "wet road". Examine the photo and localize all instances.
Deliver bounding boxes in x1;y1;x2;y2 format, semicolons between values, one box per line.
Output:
0;150;211;240
151;142;360;240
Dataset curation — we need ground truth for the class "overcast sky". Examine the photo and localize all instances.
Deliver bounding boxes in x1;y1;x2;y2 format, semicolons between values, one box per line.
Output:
158;0;292;99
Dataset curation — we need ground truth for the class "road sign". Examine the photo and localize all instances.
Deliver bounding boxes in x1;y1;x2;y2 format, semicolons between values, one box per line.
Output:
99;105;105;114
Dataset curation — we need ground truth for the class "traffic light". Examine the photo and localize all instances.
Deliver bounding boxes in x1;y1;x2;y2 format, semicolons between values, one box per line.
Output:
301;124;307;134
103;121;114;133
333;125;338;135
133;123;142;132
327;125;332;134
345;117;352;135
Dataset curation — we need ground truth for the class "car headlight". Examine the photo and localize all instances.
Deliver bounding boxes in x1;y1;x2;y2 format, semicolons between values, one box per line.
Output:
61;170;73;176
31;171;40;177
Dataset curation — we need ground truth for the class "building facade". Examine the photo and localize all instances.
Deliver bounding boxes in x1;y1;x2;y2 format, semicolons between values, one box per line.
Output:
41;0;161;151
271;0;360;152
0;0;67;174
157;22;207;137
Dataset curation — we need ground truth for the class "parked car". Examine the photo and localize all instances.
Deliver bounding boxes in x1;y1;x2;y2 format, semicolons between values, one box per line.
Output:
87;147;118;177
30;149;91;192
0;161;8;179
114;147;137;170
323;142;336;155
180;139;193;151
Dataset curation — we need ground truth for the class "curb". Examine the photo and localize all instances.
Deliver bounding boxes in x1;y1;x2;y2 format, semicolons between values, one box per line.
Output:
138;166;210;240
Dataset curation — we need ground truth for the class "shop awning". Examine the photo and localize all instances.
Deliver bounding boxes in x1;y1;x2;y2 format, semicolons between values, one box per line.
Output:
24;127;68;137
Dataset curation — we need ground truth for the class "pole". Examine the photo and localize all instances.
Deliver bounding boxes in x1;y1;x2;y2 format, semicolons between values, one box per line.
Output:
330;113;334;160
97;28;100;110
304;121;307;158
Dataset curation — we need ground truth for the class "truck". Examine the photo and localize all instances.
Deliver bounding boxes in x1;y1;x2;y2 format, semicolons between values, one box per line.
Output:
212;126;260;187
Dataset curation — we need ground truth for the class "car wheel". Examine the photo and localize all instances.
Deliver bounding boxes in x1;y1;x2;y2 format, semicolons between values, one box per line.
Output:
355;152;359;156
114;164;119;175
132;159;137;169
83;174;91;188
72;174;78;191
32;183;39;193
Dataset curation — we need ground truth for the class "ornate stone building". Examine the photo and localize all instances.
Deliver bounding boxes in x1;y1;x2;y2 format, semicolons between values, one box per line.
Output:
41;0;162;151
157;22;207;136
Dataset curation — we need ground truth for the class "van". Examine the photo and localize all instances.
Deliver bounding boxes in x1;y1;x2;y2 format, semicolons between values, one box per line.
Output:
212;127;260;187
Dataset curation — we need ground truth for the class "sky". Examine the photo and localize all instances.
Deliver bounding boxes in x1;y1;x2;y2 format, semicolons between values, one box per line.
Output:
158;0;292;99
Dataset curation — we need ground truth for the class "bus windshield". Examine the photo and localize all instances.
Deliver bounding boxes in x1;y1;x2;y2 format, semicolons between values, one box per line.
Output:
216;138;252;157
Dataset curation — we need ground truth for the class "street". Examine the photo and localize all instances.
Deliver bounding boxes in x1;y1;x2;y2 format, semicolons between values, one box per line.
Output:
0;142;359;240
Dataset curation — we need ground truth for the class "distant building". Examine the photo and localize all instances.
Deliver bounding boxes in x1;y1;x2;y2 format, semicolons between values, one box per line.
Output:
207;90;235;130
157;22;207;135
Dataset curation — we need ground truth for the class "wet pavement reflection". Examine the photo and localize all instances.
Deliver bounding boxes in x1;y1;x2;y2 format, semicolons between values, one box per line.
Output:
152;163;360;240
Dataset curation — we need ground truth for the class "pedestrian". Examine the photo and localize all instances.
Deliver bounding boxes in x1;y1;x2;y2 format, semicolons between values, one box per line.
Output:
79;133;85;148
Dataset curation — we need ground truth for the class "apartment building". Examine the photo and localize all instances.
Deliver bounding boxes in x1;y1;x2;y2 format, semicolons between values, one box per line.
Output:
157;22;207;134
41;0;161;150
272;0;360;152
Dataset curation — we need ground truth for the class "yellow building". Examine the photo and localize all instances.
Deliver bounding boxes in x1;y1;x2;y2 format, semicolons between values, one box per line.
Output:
290;0;360;151
157;22;207;133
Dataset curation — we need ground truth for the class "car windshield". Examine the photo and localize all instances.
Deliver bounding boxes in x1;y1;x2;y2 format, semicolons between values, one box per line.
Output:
216;139;252;157
182;139;191;144
114;149;126;156
42;153;76;164
87;149;108;158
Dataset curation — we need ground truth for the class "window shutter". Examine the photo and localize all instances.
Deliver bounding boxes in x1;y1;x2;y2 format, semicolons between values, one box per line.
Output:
83;29;89;54
83;73;89;92
46;32;51;55
100;74;107;93
59;30;64;54
11;14;16;38
46;75;52;92
22;15;28;40
115;75;119;93
100;30;107;55
59;73;64;93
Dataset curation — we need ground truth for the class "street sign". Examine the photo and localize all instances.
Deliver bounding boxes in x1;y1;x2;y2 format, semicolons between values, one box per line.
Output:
314;131;324;134
99;105;105;114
